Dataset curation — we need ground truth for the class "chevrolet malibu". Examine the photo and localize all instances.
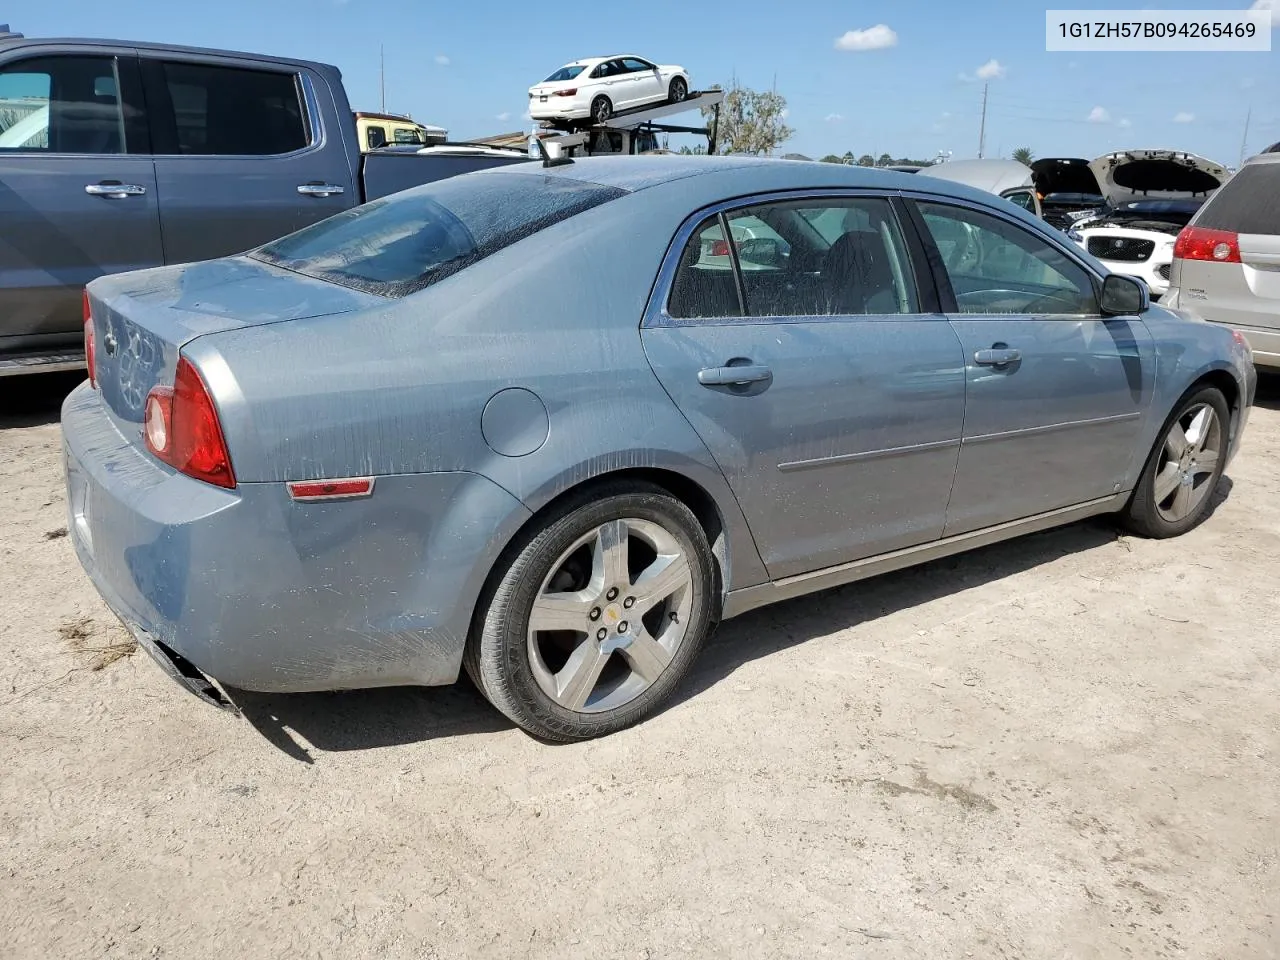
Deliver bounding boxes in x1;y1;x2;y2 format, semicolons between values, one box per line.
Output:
64;156;1256;741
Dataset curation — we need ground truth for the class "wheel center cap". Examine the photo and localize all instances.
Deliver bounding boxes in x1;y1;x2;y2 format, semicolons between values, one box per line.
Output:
602;603;623;625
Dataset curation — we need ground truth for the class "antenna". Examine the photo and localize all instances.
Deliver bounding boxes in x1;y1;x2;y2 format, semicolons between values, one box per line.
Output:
1239;106;1252;166
535;134;574;168
380;44;385;113
978;83;989;158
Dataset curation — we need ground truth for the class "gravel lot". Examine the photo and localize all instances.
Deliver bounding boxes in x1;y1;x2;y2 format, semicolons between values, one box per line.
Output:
2;372;1278;960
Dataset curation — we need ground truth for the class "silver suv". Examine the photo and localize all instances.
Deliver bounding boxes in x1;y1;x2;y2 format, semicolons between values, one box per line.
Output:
1165;153;1280;370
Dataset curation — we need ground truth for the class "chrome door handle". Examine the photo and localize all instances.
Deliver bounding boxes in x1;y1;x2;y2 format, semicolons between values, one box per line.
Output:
974;347;1022;367
85;181;146;198
297;182;345;197
698;364;773;386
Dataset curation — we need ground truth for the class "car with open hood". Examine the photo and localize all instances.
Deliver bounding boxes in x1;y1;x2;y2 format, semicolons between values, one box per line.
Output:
1069;150;1227;299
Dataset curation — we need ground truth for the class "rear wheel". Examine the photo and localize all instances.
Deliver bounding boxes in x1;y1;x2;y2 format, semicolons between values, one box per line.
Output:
591;96;613;125
668;77;688;103
1121;385;1229;538
465;483;714;741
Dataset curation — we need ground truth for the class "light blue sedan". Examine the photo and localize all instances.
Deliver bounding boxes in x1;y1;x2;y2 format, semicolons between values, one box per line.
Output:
64;156;1256;741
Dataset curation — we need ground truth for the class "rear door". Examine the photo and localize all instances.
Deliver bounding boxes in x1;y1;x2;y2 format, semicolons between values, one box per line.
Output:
909;197;1154;536
0;50;161;350
141;55;354;264
641;193;966;580
1173;161;1280;348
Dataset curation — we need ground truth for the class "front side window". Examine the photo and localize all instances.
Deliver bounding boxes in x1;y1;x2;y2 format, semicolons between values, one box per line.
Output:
621;58;654;73
667;197;920;320
0;55;124;153
252;172;626;297
917;201;1099;315
157;61;307;155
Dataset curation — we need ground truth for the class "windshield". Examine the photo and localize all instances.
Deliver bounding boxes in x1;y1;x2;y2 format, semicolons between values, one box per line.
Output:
544;65;586;82
251;173;626;297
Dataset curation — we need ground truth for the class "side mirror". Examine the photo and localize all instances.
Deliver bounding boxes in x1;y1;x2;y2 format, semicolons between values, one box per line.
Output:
1100;273;1149;316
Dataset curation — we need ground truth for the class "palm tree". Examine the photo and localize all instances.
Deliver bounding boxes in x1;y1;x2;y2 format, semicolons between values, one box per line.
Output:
1012;147;1034;166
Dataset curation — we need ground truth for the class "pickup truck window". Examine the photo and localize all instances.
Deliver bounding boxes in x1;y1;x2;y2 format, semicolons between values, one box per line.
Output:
251;172;626;298
151;60;308;156
0;56;125;153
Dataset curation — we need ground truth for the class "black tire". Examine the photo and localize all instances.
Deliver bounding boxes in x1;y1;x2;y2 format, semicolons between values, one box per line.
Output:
590;96;613;125
1121;385;1230;538
464;481;715;742
668;77;688;103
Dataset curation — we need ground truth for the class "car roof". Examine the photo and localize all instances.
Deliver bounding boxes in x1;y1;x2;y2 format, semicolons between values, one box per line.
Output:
1243;151;1280;167
0;34;332;71
475;155;1008;208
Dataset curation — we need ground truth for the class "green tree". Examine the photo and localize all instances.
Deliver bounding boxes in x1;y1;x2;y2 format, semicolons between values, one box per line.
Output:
857;154;875;166
702;82;794;155
820;154;844;163
842;151;855;162
1012;146;1034;165
877;153;892;167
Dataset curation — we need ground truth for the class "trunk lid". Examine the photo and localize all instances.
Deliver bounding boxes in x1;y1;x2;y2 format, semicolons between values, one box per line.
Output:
1088;150;1226;205
87;255;381;431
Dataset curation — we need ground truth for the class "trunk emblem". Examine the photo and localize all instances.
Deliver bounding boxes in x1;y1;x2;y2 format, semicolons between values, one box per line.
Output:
102;330;118;356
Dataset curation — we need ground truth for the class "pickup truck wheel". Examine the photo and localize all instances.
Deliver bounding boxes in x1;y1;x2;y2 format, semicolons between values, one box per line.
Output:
464;482;714;742
1121;385;1229;538
668;77;688;103
591;96;613;124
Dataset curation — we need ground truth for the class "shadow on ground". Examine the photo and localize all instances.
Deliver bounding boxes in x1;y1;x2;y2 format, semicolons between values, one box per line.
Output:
1253;371;1280;411
0;371;84;429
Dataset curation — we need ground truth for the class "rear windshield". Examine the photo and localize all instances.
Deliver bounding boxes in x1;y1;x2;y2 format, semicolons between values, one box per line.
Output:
544;65;585;82
251;172;625;297
1196;164;1280;235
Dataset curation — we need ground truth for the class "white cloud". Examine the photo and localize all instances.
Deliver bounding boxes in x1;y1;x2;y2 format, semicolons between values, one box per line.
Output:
835;25;898;51
976;59;1007;80
434;54;450;66
941;111;952;119
1118;118;1133;128
1088;106;1111;123
496;111;511;122
1173;111;1195;123
825;112;843;122
1249;0;1278;27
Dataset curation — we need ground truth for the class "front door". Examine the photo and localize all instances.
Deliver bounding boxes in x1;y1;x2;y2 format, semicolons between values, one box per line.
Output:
140;56;353;264
0;52;161;350
911;199;1155;536
641;194;967;580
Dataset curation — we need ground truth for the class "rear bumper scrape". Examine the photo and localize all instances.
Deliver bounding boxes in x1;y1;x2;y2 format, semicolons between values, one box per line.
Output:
124;619;238;713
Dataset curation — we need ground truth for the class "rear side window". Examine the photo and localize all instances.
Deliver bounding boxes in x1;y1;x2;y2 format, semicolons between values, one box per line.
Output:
0;55;125;153
1195;164;1280;235
154;61;308;156
252;172;626;297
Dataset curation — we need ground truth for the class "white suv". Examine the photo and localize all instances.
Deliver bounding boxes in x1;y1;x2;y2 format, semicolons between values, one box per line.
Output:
1164;153;1280;370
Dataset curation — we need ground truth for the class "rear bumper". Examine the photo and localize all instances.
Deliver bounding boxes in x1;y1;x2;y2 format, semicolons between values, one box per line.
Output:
62;382;531;695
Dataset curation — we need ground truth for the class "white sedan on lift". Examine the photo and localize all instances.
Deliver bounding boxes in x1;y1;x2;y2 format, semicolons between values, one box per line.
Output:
528;55;690;126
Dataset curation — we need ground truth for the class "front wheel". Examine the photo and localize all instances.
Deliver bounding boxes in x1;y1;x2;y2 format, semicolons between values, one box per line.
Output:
668;77;688;103
465;483;715;741
1121;385;1229;538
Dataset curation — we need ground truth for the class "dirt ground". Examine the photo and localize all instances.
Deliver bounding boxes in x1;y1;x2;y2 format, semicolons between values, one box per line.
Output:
1;372;1277;960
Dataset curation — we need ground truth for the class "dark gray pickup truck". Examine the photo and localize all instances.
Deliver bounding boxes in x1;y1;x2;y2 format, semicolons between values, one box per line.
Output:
0;27;530;376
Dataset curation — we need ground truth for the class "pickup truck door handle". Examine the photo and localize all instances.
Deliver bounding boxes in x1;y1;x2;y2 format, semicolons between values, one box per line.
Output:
84;181;146;198
974;346;1022;368
297;182;346;197
697;363;773;387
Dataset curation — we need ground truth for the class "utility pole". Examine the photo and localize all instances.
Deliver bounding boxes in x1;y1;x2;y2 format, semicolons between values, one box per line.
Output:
1239;106;1251;166
978;82;989;159
380;44;386;112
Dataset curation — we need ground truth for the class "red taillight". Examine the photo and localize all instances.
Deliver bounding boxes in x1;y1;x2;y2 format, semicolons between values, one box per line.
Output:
1173;226;1240;264
287;478;375;501
83;290;96;389
709;239;731;257
553;88;577;96
143;357;236;488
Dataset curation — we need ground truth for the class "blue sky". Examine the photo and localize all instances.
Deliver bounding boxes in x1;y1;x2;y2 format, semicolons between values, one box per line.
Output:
18;0;1279;163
